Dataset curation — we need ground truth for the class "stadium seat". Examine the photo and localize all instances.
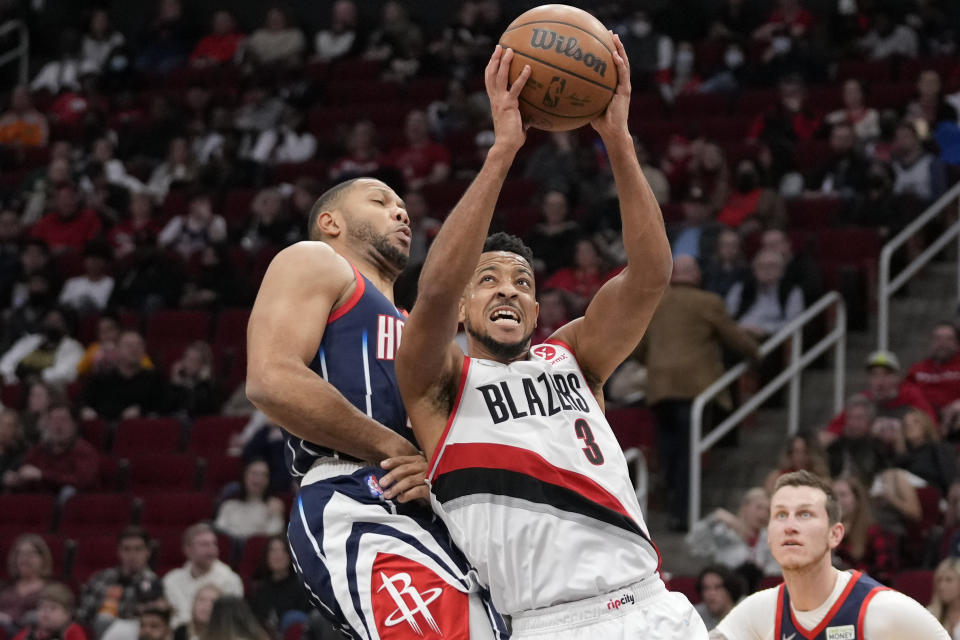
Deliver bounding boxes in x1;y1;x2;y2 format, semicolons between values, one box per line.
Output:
58;494;135;537
99;456;128;492
0;494;56;537
500;178;538;207
202;455;244;492
899;56;958;83
892;569;933;605
607;408;656;452
420;180;471;213
735;89;778;116
80;418;109;451
237;534;272;581
213;309;250;349
665;575;699;604
272;161;326;184
138;492;215;538
127;453;201;493
72;535;122;583
835;59;893;84
145;310;213;347
189;416;247;456
794;140;833;172
113;418;184;455
1;383;22;410
787;197;843;230
671;93;731;118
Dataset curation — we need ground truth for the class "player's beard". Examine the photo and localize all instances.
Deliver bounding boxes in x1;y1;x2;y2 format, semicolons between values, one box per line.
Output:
348;220;409;273
465;317;533;361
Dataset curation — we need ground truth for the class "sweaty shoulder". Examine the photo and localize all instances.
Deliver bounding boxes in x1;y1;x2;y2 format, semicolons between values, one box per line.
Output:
713;587;778;640
864;590;950;639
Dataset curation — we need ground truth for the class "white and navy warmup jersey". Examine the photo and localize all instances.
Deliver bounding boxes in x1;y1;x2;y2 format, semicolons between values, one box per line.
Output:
426;340;662;616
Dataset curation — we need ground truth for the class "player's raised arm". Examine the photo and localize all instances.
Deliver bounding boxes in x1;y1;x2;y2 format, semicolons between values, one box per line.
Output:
246;242;418;463
396;47;530;403
552;33;673;390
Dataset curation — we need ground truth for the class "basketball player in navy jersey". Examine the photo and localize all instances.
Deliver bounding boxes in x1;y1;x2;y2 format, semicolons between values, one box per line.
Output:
712;471;946;639
396;41;706;638
246;178;506;640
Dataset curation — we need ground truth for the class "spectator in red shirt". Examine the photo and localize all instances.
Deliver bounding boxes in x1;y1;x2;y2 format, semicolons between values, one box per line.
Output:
748;74;822;170
30;183;102;253
544;238;620;315
906;323;960;423
108;193;162;261
190;10;245;67
822;350;938;445
385;109;450;191
2;402;99;493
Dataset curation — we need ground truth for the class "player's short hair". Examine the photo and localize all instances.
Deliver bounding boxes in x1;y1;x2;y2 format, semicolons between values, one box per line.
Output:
482;232;534;266
773;470;841;525
307;177;363;241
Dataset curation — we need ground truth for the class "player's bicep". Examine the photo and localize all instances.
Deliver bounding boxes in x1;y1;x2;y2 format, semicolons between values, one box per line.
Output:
552;268;666;385
247;244;349;379
396;291;462;397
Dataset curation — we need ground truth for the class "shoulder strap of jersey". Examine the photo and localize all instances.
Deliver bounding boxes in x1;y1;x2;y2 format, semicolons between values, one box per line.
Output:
327;261;365;324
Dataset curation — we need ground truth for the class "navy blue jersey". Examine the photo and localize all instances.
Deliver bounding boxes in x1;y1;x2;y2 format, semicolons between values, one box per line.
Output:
775;570;889;639
285;262;412;477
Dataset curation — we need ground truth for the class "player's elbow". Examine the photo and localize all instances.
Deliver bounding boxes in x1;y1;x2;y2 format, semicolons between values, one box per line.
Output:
245;367;276;410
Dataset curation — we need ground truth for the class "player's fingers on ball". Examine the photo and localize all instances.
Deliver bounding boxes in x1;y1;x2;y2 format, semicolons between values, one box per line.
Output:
509;64;531;98
497;48;513;87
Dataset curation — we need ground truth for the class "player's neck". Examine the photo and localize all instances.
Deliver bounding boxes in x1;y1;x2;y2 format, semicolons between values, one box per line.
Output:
339;246;398;301
783;560;839;611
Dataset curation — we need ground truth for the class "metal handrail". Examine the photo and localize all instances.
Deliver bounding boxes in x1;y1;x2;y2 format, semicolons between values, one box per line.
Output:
878;181;960;351
687;291;846;529
0;20;29;85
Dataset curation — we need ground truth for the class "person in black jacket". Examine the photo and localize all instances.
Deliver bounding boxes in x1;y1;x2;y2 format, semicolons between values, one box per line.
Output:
247;536;309;638
81;330;167;421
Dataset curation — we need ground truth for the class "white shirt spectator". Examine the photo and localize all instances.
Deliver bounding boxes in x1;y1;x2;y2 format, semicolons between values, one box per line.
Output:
30;59;86;93
860;24;918;59
248;128;317;164
0;334;84;385
315;29;355;61
162;559;243;628
158;214;228;257
59;275;115;311
214;499;284;539
893;153;939;200
726;283;805;336
81;32;125;71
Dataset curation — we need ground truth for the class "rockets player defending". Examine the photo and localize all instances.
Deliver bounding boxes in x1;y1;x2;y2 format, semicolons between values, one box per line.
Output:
396;42;707;639
246;178;506;640
711;471;946;639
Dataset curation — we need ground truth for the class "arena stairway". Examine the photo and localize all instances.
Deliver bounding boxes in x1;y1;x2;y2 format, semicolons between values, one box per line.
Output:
651;260;957;577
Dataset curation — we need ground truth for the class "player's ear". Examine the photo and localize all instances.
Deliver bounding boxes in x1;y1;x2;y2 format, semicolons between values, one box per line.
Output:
828;521;845;550
458;296;466;323
316;210;344;239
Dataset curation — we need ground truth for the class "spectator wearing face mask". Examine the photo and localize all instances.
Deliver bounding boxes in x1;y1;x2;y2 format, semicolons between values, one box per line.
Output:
717;158;786;234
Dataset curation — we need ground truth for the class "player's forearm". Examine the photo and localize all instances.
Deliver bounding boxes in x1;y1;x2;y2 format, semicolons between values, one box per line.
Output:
603;131;672;290
247;363;418;463
417;143;518;307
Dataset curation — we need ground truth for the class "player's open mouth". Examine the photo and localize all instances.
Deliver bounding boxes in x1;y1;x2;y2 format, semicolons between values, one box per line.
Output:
489;306;521;324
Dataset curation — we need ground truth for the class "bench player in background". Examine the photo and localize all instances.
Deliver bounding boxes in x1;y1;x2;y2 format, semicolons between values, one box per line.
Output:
711;470;946;639
396;41;707;639
246;177;506;639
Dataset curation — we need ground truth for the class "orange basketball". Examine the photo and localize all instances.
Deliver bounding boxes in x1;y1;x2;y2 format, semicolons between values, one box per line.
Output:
499;4;617;131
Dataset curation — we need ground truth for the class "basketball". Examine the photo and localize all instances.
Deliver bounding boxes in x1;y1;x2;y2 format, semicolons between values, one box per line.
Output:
499;4;617;131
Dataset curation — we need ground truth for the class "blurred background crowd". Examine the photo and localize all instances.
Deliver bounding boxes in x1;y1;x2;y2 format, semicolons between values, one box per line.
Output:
1;0;960;638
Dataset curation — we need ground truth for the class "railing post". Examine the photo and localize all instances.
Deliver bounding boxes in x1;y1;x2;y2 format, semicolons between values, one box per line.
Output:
835;300;846;414
688;398;703;532
879;248;890;353
788;329;802;435
18;24;28;86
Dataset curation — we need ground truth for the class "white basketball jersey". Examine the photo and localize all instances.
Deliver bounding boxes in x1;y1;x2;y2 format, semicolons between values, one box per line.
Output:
426;341;661;616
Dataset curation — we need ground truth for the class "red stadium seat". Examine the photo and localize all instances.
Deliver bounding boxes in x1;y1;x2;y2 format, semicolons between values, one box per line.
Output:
899;56;958;84
671;93;731;118
203;455;244;492
0;494;56;537
58;494;135;537
272;161;326;184
80;418;109;451
237;534;272;581
500;179;539;208
145;310;212;347
607;407;656;452
189;416;247;456
794;140;833;172
836;59;893;84
72;535;122;583
665;575;699;604
213;309;249;350
1;383;22;410
127;453;201;493
787;197;843;229
139;492;215;538
99;456;127;493
735;89;778;116
113;418;183;455
892;570;933;605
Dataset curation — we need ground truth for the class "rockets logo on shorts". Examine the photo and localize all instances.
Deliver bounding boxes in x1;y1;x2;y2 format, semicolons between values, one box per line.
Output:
370;553;468;638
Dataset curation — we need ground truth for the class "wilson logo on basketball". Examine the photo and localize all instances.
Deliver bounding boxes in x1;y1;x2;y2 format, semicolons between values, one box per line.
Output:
528;28;608;77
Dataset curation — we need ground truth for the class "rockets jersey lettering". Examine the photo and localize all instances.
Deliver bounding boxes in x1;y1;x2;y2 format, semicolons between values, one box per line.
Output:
285;263;411;477
426;340;660;615
775;570;889;640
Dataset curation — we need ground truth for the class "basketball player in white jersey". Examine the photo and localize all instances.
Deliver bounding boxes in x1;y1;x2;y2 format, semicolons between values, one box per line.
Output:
711;470;947;639
395;40;707;639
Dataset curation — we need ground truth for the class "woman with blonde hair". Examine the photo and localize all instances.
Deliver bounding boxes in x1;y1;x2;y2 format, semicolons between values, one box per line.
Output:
928;557;960;638
0;535;53;635
173;584;221;640
832;475;898;585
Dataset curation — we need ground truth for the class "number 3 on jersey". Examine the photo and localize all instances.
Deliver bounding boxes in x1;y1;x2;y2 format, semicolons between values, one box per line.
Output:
574;418;604;465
